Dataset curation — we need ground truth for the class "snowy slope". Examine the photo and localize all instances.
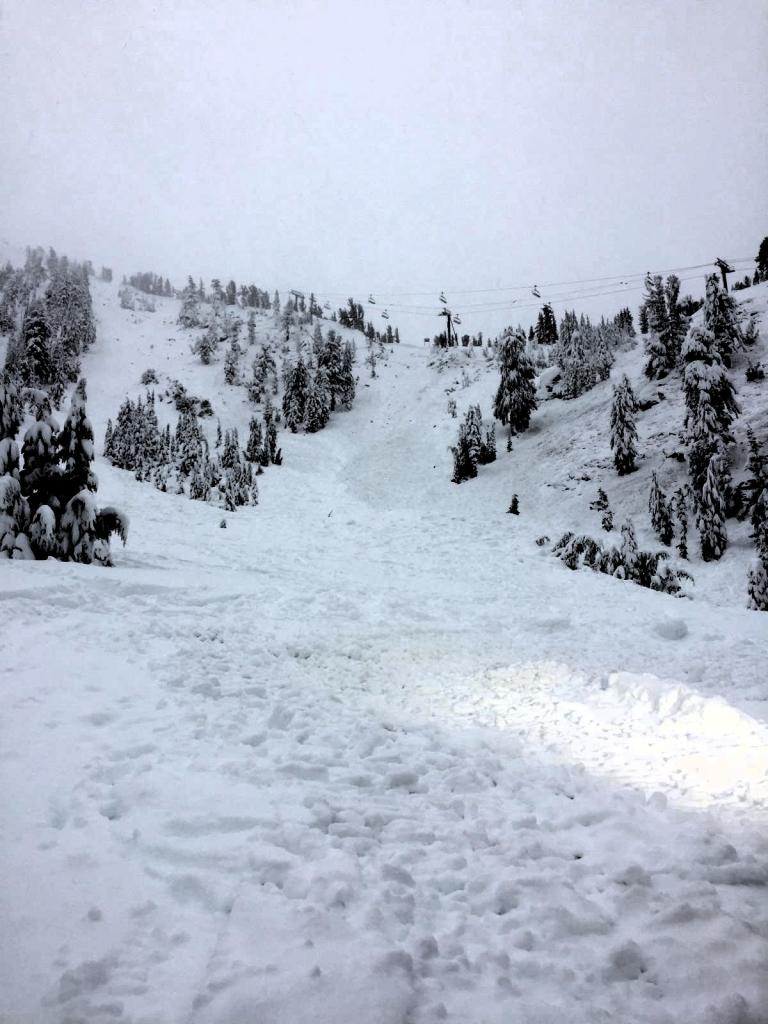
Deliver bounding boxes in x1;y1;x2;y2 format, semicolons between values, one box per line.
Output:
1;280;768;1024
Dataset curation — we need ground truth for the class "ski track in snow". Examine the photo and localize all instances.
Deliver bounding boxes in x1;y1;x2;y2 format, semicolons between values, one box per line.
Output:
2;283;768;1024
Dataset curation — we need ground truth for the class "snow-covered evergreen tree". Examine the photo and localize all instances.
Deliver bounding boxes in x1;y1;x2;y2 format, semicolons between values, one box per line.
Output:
451;424;477;484
702;273;741;366
590;487;613;532
493;329;537;440
610;375;638;475
178;277;200;328
559;328;594;399
305;370;331;433
649;472;674;545
748;557;768;611
681;323;739;496
696;447;728;561
618;519;639;581
58;378;97;501
282;358;308;432
20;390;61;530
224;340;240;384
674;488;689;560
245;417;263;463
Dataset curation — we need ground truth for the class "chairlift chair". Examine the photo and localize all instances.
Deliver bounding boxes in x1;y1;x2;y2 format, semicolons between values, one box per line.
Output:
368;294;376;304
532;285;541;298
382;309;390;320
439;291;447;304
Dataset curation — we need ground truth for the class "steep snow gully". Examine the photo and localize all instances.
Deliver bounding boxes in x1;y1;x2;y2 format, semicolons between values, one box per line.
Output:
1;290;768;1024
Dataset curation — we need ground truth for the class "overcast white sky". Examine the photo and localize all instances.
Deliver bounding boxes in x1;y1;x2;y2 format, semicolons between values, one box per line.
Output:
1;0;766;336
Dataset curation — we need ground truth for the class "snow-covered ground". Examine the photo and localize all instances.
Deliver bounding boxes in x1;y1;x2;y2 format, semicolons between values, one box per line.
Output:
1;281;768;1023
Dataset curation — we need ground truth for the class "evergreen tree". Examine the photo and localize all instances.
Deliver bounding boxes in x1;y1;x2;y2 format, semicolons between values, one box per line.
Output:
649;472;674;545
696;447;728;561
590;487;613;531
451;424;477;484
58;381;127;564
58;378;97;502
493;329;537;439
224;340;240;384
674;488;689;560
681;324;739;496
0;378;26;556
618;520;639;582
610;375;638;475
479;424;497;464
20;390;62;523
245;417;263;462
178;278;200;328
638;305;649;335
305;371;329;433
19;301;53;388
747;557;768;611
743;429;767;542
282;358;308;431
559;328;594;399
193;325;218;364
702;273;741;365
507;494;519;514
756;236;768;282
535;303;558;345
464;405;484;466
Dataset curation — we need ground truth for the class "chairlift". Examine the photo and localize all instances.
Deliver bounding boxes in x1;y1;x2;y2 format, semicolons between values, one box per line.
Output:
382;309;390;320
439;291;447;304
323;302;331;310
532;285;540;298
368;294;376;304
453;314;462;325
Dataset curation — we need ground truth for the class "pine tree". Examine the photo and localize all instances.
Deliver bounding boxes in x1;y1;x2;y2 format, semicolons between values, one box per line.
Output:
618;520;639;581
451;425;477;484
747;557;768;611
58;378;97;502
245;417;263;462
193;325;218;364
590;488;613;531
464;405;484;466
610;375;638;475
756;237;768;282
493;329;537;440
681;324;739;496
674;488;689;559
648;472;674;545
20;390;62;523
638;305;649;335
178;278;200;328
224;340;240;384
696;447;728;561
305;370;331;432
0;378;27;556
480;424;497;464
535;303;558;345
20;301;53;388
702;273;741;366
507;494;519;514
58;380;127;564
282;357;308;432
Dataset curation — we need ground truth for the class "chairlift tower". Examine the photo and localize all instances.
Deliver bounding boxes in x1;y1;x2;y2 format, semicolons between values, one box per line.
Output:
714;258;734;292
439;307;457;347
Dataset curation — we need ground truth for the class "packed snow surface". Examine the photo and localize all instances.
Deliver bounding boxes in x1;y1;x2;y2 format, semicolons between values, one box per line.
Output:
1;282;768;1023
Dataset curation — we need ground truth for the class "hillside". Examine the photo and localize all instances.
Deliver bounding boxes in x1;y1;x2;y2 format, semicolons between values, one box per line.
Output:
1;274;768;1024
